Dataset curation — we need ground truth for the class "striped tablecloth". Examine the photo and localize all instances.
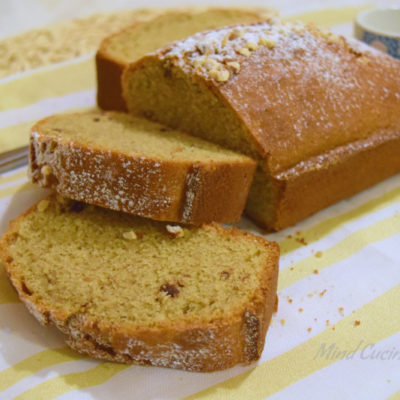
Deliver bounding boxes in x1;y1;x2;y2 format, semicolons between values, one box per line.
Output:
1;2;399;399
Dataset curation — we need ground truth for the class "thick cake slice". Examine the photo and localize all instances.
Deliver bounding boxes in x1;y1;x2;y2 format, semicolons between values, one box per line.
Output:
97;8;271;111
0;197;279;372
29;111;256;225
122;20;400;230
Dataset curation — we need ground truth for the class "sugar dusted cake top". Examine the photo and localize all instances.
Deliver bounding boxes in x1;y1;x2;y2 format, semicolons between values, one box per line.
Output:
158;20;400;173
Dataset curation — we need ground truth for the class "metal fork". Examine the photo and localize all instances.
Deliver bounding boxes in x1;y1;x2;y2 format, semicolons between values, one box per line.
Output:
0;145;29;174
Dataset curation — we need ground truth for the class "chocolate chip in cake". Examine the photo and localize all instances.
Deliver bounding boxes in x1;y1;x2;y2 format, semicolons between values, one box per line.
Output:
160;283;180;297
70;201;85;213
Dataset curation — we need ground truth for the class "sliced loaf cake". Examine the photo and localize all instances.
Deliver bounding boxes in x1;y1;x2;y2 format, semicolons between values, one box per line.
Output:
122;20;400;230
97;8;270;111
0;196;279;372
29;111;256;225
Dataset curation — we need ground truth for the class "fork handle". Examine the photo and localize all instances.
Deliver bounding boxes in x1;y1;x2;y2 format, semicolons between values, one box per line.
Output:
0;145;29;174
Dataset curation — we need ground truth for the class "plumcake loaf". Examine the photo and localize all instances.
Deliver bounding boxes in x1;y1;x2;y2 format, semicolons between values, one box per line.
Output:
0;196;279;372
97;8;271;111
29;111;256;225
122;20;400;231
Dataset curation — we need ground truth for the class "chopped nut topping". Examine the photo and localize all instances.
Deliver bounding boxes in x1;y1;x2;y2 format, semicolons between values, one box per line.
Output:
40;165;52;176
327;33;341;43
196;42;211;55
123;230;137;240
226;61;240;72
317;28;342;44
246;41;259;51
192;58;204;67
193;56;229;79
221;33;229;47
37;199;50;212
259;37;276;48
229;28;244;40
209;68;230;82
238;47;250;57
194;56;219;69
166;224;184;238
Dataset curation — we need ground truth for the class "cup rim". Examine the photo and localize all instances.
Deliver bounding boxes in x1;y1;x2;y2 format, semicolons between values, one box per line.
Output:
355;8;400;39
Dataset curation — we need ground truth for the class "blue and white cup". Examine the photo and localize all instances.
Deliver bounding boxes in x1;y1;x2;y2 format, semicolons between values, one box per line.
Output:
354;8;400;59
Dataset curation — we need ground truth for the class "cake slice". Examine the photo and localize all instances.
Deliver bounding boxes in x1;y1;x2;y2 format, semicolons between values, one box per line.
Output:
0;196;279;372
29;111;256;225
97;8;271;111
122;20;400;230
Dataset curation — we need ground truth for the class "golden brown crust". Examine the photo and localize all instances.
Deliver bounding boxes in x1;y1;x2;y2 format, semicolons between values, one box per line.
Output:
271;128;400;230
96;49;127;111
122;21;400;230
246;127;400;231
215;37;400;174
29;114;256;225
0;201;279;372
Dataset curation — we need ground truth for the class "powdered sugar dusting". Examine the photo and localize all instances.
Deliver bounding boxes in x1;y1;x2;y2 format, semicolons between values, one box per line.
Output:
162;19;346;84
161;20;400;173
66;322;240;371
118;329;227;371
30;118;252;224
181;167;201;223
30;131;174;219
164;20;290;81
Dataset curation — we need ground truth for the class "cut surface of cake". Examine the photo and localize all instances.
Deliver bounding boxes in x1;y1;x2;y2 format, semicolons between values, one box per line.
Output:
0;196;279;372
30;111;256;225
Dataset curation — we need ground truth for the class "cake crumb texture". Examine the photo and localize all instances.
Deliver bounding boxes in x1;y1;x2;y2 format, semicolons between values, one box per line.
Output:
0;197;279;371
29;111;256;225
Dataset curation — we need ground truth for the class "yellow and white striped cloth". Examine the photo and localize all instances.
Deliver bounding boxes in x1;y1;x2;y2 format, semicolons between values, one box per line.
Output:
1;2;400;399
